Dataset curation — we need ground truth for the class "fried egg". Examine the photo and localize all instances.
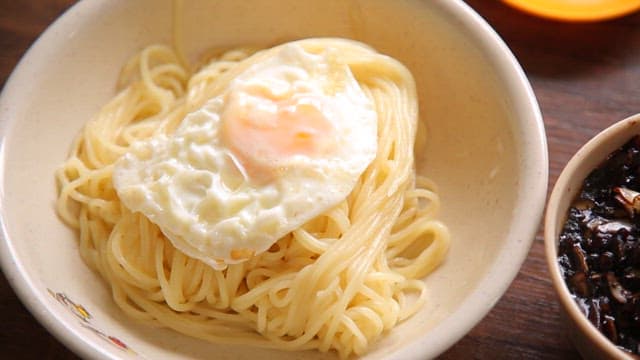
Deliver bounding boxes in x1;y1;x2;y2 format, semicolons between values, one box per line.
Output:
113;43;377;269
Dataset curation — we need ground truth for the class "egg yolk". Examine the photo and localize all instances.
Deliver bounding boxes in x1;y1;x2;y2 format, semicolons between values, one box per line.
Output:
221;84;336;182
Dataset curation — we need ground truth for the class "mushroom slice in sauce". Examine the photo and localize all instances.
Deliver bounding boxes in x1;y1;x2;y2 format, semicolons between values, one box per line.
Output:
615;187;640;217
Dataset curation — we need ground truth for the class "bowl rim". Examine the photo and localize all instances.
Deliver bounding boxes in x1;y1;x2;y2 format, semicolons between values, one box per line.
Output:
544;113;640;360
390;0;547;358
0;3;121;360
0;0;547;359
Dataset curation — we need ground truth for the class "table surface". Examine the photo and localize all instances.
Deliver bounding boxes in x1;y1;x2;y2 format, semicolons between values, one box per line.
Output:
2;0;640;358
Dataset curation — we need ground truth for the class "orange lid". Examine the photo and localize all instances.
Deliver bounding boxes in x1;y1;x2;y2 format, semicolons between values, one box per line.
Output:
502;0;640;21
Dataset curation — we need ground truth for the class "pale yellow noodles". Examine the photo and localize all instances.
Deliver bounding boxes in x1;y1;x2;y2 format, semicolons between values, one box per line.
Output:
56;38;450;358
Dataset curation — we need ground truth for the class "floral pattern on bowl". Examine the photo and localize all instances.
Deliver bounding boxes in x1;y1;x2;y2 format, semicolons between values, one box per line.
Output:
47;289;137;356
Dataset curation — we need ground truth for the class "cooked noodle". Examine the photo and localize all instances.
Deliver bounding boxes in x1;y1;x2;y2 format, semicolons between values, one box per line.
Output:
55;38;450;358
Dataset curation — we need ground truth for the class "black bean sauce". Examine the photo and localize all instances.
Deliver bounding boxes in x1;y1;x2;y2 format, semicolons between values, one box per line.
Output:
559;135;640;355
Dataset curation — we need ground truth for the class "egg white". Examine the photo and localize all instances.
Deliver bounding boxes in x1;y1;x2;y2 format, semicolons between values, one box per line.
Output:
113;43;377;269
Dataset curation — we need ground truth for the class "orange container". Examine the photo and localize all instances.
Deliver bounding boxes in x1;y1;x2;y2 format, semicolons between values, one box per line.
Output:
502;0;640;21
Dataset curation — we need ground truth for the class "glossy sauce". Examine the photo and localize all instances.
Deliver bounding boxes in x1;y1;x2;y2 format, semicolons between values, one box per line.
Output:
559;136;640;355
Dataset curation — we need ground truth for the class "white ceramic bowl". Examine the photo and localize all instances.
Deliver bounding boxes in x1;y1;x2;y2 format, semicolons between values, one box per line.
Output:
0;1;546;359
545;114;640;360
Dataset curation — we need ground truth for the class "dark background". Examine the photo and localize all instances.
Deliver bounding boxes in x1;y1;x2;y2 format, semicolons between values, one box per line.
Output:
3;0;640;358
